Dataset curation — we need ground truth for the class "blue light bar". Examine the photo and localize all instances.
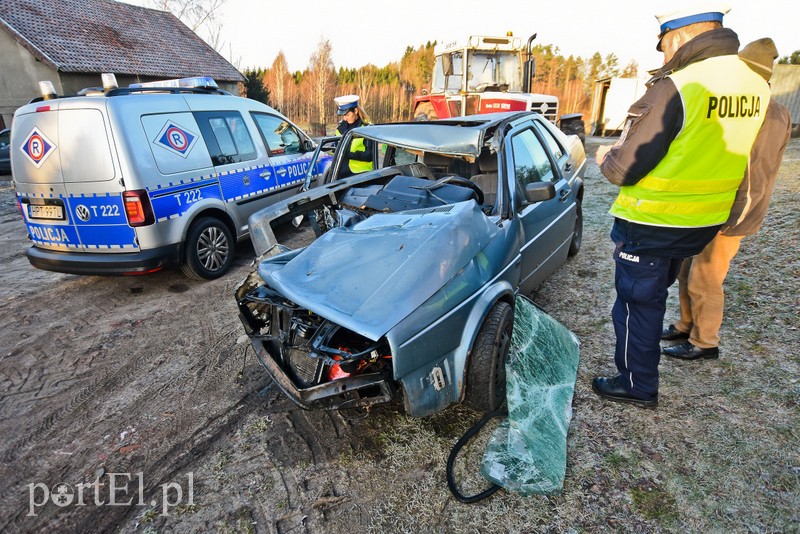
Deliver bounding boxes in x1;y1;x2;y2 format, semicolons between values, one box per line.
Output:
129;76;218;89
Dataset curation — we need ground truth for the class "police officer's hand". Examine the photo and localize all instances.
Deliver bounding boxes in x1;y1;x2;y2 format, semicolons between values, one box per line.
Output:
595;144;613;166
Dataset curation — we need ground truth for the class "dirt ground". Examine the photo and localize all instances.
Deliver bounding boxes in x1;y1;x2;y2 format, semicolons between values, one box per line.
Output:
0;138;797;533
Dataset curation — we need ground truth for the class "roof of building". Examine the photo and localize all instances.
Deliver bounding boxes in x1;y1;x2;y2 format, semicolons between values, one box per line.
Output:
0;0;243;82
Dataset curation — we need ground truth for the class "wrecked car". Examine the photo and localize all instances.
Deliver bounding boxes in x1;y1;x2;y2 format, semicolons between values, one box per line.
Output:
235;111;585;417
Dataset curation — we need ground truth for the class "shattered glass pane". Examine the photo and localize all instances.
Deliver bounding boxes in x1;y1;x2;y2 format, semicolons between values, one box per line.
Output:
480;295;580;495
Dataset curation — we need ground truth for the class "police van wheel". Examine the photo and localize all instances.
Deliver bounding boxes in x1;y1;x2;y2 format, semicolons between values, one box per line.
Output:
181;217;234;280
464;301;513;413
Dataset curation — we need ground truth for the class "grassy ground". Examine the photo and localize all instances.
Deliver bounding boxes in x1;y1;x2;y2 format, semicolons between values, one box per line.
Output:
349;137;799;533
124;137;799;533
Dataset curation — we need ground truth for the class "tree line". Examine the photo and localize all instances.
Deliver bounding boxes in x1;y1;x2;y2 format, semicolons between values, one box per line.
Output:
242;38;800;135
242;38;631;135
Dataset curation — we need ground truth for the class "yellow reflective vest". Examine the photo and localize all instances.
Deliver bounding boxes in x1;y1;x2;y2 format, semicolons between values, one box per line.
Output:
610;55;771;228
335;124;372;174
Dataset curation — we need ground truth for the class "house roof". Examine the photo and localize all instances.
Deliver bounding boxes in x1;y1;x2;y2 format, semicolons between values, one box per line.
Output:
0;0;243;82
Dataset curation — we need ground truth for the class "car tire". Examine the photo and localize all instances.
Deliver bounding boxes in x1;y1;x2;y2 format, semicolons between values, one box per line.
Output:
181;217;234;280
568;200;583;257
465;301;514;412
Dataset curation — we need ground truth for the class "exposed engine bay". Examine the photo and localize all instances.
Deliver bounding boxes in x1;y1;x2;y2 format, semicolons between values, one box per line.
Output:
311;171;483;235
238;281;398;410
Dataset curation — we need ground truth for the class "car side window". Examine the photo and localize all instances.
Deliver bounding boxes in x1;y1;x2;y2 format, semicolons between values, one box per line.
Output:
533;121;564;160
252;113;304;156
0;130;9;149
511;128;554;189
194;111;256;166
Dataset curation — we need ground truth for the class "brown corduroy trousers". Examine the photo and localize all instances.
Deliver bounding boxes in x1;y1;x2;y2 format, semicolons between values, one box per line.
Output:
673;233;744;349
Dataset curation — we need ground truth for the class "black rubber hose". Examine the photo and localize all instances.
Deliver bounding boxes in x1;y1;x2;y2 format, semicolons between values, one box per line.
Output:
446;406;508;504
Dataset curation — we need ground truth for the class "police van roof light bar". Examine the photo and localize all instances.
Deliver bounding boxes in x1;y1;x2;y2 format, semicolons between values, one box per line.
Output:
129;76;219;90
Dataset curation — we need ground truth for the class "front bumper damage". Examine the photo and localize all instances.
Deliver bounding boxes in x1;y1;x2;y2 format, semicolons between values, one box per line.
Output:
236;272;397;411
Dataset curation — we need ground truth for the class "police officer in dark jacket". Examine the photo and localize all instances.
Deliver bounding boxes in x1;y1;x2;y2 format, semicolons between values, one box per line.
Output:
591;5;772;408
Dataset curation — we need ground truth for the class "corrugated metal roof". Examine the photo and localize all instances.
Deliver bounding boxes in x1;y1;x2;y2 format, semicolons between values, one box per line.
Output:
0;0;243;82
771;64;800;124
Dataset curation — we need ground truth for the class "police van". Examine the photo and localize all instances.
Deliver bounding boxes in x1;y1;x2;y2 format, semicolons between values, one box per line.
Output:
11;75;329;279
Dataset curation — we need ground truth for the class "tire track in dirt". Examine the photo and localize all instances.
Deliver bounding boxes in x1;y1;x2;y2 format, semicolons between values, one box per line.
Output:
1;319;265;532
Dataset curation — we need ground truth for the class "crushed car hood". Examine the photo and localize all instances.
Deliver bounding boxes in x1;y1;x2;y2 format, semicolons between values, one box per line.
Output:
258;201;499;341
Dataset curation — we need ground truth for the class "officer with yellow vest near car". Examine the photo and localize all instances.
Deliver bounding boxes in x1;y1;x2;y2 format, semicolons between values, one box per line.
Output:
334;94;373;174
591;3;771;408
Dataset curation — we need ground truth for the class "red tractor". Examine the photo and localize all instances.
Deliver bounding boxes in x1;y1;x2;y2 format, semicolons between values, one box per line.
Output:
413;33;584;142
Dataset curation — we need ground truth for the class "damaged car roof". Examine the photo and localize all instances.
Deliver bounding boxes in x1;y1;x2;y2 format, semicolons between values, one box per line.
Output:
351;112;530;157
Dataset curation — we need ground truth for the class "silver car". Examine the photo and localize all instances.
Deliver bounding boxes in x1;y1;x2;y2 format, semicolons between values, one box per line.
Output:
235;111;585;416
0;128;10;175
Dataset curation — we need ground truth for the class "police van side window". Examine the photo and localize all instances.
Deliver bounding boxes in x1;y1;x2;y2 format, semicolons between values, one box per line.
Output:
251;113;304;156
195;111;256;166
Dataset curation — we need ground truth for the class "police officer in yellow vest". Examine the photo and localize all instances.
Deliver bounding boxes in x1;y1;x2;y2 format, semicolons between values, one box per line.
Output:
591;4;770;408
334;94;373;174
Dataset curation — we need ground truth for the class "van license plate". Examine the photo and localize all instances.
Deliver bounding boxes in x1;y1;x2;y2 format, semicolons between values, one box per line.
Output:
28;204;64;220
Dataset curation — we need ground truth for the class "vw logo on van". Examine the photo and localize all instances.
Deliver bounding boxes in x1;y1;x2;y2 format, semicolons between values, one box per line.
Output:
75;204;91;222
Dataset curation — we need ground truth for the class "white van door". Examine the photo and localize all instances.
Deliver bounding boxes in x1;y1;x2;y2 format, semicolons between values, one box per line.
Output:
250;112;326;196
192;110;278;236
13;105;134;253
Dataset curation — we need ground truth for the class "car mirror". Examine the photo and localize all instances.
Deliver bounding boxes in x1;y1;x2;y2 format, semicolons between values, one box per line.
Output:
525;182;556;203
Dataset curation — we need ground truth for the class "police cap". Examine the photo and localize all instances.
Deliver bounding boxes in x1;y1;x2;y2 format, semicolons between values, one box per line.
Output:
335;94;360;115
655;3;730;51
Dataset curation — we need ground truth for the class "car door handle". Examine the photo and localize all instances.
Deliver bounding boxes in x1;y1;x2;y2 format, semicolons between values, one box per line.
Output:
559;188;572;201
259;170;271;178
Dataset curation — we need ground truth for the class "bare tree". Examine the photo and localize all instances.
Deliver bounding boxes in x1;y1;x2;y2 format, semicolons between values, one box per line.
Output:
305;38;336;130
264;52;292;114
146;0;228;51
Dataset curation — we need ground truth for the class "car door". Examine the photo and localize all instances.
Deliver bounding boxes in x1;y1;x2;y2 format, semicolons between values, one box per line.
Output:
507;121;576;292
251;112;327;197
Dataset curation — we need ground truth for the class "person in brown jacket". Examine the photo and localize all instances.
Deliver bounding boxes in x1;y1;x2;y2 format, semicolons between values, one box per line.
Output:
661;38;793;360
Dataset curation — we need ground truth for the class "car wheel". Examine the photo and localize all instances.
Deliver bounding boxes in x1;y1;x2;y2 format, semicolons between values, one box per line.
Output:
181;217;234;280
465;301;514;412
568;200;583;257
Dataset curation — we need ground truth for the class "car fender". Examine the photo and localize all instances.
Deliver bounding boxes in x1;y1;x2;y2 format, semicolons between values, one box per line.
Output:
397;279;515;417
451;280;516;402
178;198;237;243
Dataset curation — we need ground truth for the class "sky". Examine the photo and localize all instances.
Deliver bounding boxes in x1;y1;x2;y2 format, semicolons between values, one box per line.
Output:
126;0;799;75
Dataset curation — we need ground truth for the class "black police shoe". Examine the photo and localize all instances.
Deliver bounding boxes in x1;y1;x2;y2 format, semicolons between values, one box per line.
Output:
662;341;719;360
591;375;658;409
661;325;690;341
